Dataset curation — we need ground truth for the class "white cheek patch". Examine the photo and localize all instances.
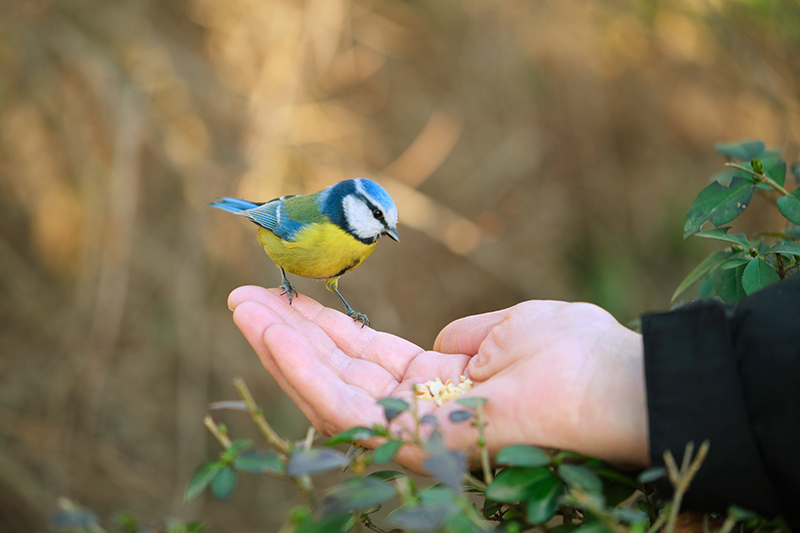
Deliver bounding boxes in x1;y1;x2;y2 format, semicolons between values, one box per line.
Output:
383;205;398;227
342;195;384;240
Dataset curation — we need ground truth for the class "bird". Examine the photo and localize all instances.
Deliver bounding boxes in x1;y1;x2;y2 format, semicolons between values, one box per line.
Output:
210;178;399;327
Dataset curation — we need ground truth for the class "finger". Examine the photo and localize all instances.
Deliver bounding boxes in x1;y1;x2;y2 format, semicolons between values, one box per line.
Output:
264;322;387;436
234;294;408;399
465;301;582;380
232;300;323;428
433;308;508;355
231;285;425;381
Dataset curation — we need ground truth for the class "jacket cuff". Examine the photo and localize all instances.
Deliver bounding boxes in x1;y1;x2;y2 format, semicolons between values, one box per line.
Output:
641;301;780;516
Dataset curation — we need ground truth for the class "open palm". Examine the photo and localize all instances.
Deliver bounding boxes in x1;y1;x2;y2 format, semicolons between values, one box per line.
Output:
228;286;649;472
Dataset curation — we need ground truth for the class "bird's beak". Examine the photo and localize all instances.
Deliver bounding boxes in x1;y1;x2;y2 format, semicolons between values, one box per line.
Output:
383;226;400;242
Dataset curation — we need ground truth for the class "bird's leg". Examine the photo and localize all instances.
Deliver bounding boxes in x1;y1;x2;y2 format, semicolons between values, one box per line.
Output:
325;277;369;327
279;267;299;304
335;289;370;328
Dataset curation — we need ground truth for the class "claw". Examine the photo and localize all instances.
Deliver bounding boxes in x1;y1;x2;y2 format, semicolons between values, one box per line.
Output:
346;310;370;328
279;268;299;304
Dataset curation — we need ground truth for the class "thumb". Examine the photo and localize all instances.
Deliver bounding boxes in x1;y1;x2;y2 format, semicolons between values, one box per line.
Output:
433;309;508;356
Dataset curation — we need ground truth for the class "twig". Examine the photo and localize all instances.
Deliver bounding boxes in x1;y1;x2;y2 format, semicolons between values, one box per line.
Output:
232;377;317;507
663;440;710;533
718;514;737;533
474;401;493;484
725;162;791;196
304;426;316;451
359;513;389;533
462;473;487;492
646;507;669;533
233;377;292;456
204;415;232;449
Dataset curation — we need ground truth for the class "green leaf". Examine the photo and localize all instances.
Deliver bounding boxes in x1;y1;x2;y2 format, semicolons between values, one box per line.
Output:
287;448;349;476
388;502;456;532
233;450;284;474
592;468;639;488
376;398;409;422
448;410;474;423
777;188;800;225
771;241;800;258
613;507;649;524
50;504;103;533
720;254;751;270
574;522;615;533
714;263;747;303
715;140;765;160
423;450;466;493
526;476;565;524
742;257;780;296
683;177;756;238
637;466;666;484
210;466;237;499
693;227;751;248
185;462;223;503
671;250;730;302
326;426;377;446
557;464;603;494
373;439;403;464
420;414;439;425
318;477;396;516
697;271;716;298
455;397;488;409
294;513;353;533
485;467;551;502
496;445;551;467
603;478;638;507
227;438;253;454
727;505;762;521
367;470;406;482
762;157;787;188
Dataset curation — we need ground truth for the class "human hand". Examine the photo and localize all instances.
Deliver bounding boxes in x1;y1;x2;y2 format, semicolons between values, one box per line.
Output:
228;286;649;473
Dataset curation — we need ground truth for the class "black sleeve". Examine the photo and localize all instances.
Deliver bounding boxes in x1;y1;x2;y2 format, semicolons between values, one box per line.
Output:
641;276;800;527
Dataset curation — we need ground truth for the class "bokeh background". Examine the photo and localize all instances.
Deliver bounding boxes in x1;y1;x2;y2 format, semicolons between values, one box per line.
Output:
2;0;800;531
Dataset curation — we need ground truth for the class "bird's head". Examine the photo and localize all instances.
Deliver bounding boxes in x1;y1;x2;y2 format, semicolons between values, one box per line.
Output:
323;179;399;244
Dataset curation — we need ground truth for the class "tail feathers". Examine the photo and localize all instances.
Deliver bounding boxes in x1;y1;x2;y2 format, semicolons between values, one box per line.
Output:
209;197;262;214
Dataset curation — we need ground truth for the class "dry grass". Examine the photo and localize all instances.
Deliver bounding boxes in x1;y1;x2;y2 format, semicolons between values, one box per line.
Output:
1;0;800;530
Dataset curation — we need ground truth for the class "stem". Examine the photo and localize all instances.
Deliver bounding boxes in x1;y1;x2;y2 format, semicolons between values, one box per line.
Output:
776;253;786;279
304;426;316;450
204;414;232;448
646;508;669;533
462;473;487;492
664;440;710;533
233;377;292;456
359;513;389;533
474;401;493;484
725;163;791;196
232;377;317;508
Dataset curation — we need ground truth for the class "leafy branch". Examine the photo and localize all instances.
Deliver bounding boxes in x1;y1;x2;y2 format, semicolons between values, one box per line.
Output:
674;139;800;303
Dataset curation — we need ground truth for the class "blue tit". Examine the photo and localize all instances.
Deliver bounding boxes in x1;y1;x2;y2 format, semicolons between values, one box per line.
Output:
210;178;399;327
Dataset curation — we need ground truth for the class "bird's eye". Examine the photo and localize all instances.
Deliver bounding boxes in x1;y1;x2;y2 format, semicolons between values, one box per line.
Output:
371;208;384;220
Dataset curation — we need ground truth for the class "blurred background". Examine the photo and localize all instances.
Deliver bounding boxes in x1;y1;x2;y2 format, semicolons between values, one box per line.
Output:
1;0;800;530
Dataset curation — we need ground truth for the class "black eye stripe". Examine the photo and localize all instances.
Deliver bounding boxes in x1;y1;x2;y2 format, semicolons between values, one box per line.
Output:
358;195;384;220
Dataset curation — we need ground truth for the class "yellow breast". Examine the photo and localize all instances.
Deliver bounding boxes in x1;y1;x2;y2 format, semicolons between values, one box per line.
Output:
257;224;377;279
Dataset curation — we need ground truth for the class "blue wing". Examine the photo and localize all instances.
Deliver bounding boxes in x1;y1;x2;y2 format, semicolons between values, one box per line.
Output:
210;195;304;241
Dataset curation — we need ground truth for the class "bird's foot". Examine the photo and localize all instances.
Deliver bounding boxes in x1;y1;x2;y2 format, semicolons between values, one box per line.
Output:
346;309;370;328
279;279;299;304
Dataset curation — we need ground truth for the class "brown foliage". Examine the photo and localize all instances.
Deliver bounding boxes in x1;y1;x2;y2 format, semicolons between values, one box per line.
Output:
1;0;800;530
